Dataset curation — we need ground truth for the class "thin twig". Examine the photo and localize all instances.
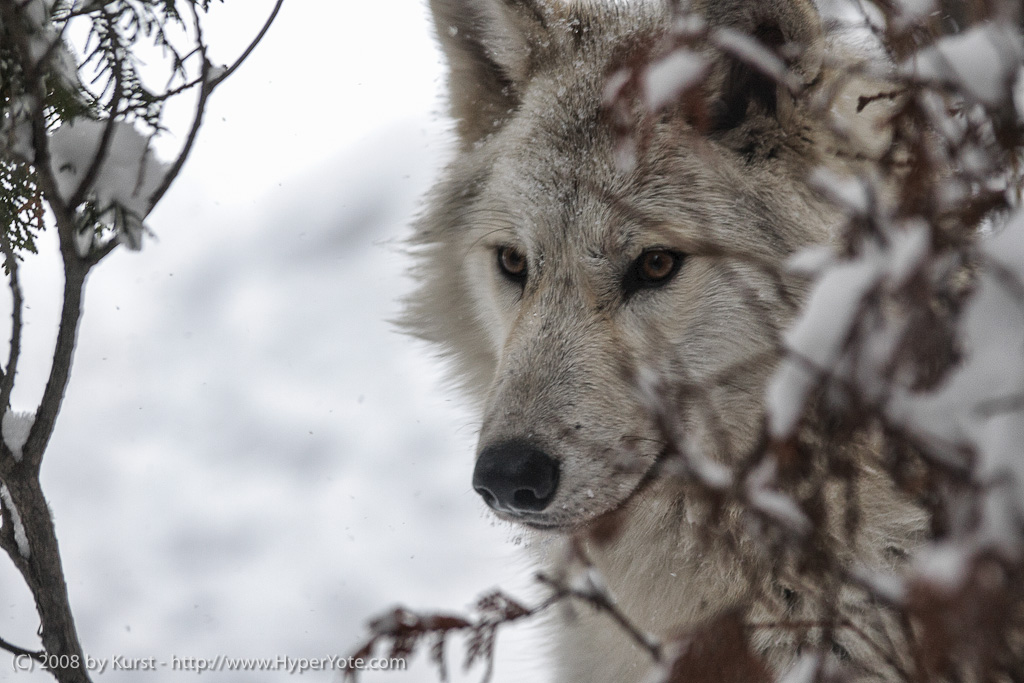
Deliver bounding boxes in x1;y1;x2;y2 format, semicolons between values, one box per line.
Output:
0;634;44;661
210;0;284;88
144;3;211;211
69;12;125;209
153;68;205;104
536;571;664;663
0;234;22;413
146;0;282;209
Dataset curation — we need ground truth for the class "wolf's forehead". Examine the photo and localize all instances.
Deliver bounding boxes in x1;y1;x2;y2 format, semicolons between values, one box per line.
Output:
477;154;667;259
480;143;716;262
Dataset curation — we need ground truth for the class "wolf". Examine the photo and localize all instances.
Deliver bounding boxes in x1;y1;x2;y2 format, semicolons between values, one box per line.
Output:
405;0;923;681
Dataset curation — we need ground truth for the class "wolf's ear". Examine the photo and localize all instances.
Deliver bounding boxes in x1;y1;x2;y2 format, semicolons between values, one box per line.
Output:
695;0;824;133
429;0;549;145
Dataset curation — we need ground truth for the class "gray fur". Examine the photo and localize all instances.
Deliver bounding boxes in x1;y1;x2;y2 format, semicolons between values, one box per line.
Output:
405;1;921;680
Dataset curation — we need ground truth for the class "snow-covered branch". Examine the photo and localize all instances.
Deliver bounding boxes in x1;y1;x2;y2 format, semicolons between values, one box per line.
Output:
0;1;283;681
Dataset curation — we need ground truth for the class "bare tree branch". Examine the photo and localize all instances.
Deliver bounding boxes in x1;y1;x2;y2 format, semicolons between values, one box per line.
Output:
537;570;665;663
0;634;44;661
209;0;284;89
0;476;92;683
21;260;86;471
0;232;23;412
146;0;283;211
0;4;284;683
145;55;212;212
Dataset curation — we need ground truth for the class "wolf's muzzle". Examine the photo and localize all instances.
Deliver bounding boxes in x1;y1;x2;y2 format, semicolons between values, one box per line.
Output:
473;440;560;514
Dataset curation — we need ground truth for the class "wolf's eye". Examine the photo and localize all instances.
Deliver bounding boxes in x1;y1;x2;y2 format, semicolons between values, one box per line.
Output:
497;246;527;283
624;249;684;294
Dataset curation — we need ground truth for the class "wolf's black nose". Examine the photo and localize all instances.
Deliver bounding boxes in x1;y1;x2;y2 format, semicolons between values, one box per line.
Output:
473;441;559;513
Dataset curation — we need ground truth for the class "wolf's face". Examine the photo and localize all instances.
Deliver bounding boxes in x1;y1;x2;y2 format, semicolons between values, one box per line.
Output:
409;0;838;531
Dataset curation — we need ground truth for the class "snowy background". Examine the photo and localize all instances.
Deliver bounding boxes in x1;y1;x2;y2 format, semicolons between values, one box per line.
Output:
0;1;546;681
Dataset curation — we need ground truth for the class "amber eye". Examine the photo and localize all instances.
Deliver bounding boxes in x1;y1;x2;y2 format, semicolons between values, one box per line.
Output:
624;249;683;295
638;250;677;281
497;245;527;283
